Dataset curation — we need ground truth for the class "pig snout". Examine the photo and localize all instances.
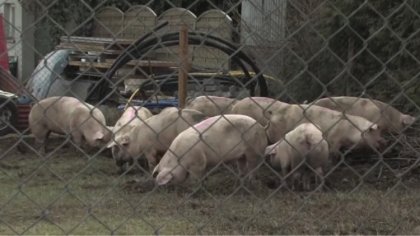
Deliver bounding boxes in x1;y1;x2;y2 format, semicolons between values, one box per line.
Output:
112;145;133;166
152;169;159;178
91;130;110;148
94;137;105;147
112;146;124;166
115;157;125;167
377;137;387;149
364;134;386;151
264;144;277;163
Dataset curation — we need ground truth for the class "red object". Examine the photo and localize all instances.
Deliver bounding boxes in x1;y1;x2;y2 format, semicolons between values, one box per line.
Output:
0;13;30;132
0;13;9;72
0;13;18;94
16;104;31;131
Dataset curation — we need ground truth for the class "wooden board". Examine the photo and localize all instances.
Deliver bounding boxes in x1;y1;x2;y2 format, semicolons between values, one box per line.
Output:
68;60;178;69
57;36;135;55
59;36;133;45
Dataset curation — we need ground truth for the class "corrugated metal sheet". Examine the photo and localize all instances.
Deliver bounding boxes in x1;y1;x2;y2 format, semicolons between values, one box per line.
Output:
240;0;287;79
241;0;287;46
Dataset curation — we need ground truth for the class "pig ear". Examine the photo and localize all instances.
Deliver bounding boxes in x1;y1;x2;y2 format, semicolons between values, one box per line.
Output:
368;124;378;132
152;165;160;178
156;169;173;186
106;140;116;148
120;136;129;145
106;135;129;148
93;131;104;141
263;120;271;132
402;115;415;126
264;144;276;156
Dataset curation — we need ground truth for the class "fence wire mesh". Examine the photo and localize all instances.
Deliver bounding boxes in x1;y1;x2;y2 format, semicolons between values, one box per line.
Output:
0;0;420;234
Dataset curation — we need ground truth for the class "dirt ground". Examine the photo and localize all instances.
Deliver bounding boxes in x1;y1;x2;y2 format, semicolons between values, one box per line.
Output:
1;135;420;235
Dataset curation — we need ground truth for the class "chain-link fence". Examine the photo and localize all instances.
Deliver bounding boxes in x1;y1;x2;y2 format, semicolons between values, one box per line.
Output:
1;0;420;234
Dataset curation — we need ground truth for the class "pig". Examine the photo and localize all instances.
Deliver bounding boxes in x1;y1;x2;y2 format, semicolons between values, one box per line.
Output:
230;97;291;144
107;107;207;171
112;106;153;134
267;104;386;155
230;97;289;127
110;106;153;171
312;96;416;133
152;114;268;186
28;96;111;154
185;95;237;117
265;123;329;190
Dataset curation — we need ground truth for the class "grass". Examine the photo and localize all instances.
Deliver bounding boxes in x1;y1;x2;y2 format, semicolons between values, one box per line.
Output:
1;135;420;234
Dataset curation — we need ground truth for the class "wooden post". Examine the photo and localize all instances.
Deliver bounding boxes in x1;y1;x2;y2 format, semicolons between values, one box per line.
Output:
178;25;189;109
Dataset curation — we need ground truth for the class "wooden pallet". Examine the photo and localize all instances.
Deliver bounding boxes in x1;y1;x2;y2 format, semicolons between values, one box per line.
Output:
68;59;178;69
57;35;179;81
58;36;133;51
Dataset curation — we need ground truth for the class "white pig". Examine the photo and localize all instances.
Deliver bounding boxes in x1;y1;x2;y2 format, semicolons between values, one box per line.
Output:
230;97;291;143
152;114;268;186
112;106;153;134
107;107;207;171
185;95;237;117
230;97;289;126
28;96;111;154
265;123;329;190
110;106;153;170
312;96;416;133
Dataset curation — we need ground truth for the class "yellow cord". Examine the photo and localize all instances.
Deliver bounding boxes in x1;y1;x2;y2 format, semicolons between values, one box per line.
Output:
124;88;140;110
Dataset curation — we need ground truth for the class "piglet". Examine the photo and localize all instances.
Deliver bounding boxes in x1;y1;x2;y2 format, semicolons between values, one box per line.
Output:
265;123;329;190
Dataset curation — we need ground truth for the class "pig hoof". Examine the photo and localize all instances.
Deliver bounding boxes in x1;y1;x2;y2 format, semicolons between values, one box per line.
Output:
16;143;27;154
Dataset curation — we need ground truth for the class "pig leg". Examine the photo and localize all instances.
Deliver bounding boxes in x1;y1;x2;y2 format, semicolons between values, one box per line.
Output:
32;127;50;155
314;167;324;190
145;150;159;172
244;153;259;183
236;155;255;180
186;151;207;185
71;131;83;149
281;166;290;188
83;141;96;153
291;171;302;191
236;156;246;175
187;167;206;186
236;156;247;183
112;146;130;174
302;171;311;191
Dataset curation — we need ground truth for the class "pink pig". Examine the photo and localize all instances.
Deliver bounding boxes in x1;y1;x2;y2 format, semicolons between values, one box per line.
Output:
312;96;416;133
185;95;237;117
28;96;111;154
152;114;268;186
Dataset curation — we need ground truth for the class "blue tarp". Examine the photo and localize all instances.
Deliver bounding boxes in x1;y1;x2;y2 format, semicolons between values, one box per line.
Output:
117;99;179;111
